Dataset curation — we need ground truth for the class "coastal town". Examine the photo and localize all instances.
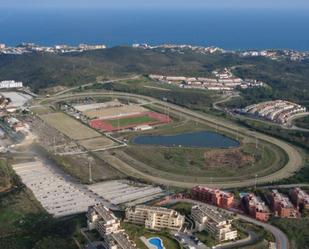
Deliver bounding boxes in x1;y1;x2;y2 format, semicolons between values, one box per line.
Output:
133;43;309;61
0;42;106;54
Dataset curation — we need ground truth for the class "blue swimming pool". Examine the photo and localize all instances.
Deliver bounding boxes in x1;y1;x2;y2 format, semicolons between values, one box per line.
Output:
148;237;165;249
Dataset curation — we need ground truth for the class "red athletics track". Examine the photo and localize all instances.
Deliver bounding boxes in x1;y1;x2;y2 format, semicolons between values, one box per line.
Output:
89;111;171;132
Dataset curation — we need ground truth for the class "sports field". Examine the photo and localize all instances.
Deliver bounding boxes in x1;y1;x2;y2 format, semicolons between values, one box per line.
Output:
40;112;101;140
106;115;157;127
90;112;171;132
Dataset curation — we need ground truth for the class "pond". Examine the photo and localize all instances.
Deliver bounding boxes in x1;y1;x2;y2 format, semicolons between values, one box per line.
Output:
132;131;239;148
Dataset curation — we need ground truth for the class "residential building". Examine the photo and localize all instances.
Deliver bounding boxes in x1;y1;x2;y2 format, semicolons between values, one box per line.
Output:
0;80;23;89
269;190;298;218
242;193;270;222
191;205;237;242
289;188;309;211
87;204;137;249
125;205;184;231
191;186;234;209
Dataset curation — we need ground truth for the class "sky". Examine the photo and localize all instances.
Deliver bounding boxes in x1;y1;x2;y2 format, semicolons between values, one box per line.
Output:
1;0;309;9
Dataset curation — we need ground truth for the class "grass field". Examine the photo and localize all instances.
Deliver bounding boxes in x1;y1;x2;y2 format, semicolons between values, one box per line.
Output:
122;223;181;249
123;141;286;180
79;136;117;150
40;112;101;140
106;115;158;127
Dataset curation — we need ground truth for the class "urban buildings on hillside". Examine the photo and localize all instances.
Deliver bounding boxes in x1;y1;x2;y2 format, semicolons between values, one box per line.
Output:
289;188;309;211
191;186;235;209
0;80;23;89
269;190;298;218
87;204;137;249
242;193;271;222
191;205;238;242
242;100;307;125
125;205;185;231
149;69;264;92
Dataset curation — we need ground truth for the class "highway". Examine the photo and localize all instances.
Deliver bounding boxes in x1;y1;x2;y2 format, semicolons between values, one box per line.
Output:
40;90;304;188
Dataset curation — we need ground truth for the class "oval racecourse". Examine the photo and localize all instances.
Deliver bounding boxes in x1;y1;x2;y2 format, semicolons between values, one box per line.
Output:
35;90;304;188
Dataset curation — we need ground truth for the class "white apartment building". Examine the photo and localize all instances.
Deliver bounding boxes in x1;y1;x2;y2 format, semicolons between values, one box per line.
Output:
125;205;185;231
0;80;23;89
87;204;137;249
87;204;121;236
191;205;237;242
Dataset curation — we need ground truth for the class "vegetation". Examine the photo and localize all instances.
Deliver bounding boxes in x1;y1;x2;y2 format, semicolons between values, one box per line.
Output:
271;218;309;249
164;202;193;216
0;157;83;249
293;116;309;130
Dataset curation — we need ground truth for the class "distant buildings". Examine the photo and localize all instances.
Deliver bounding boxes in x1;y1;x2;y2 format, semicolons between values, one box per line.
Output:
0;42;106;55
87;204;137;249
269;190;298;218
191;186;235;209
242;193;270;222
149;68;265;92
125;205;185;231
191;205;238;242
242;100;306;125
0;80;23;89
289;188;309;212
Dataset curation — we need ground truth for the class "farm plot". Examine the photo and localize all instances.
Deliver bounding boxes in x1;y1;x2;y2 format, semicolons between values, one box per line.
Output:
40;112;101;140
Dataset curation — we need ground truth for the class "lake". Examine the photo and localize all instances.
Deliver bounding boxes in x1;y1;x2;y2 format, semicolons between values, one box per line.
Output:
132;131;240;148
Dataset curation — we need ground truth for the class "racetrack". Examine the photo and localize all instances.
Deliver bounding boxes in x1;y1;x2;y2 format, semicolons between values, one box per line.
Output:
37;90;304;188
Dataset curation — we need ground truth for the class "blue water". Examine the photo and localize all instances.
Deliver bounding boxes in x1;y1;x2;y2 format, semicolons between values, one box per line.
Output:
1;7;309;51
149;237;165;249
132;131;240;148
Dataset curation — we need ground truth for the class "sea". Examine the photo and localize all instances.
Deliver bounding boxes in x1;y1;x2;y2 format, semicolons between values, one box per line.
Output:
1;6;309;51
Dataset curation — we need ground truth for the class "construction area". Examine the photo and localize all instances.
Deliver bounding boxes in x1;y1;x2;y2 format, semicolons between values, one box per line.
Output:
11;160;167;217
11;160;103;217
88;180;167;207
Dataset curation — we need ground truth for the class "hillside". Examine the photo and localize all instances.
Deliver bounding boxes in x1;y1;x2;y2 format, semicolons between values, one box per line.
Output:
0;46;309;108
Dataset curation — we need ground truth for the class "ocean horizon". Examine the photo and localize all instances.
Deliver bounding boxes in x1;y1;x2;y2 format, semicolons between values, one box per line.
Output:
1;6;309;51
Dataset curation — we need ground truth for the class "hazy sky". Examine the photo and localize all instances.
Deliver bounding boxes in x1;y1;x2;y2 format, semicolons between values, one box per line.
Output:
2;0;309;9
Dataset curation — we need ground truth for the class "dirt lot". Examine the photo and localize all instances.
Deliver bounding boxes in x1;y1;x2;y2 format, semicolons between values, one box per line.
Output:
40;112;101;140
79;136;117;150
83;104;147;119
52;153;124;183
204;148;254;169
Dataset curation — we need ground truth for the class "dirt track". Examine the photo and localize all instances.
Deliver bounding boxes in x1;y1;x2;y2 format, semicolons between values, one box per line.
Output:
40;90;304;188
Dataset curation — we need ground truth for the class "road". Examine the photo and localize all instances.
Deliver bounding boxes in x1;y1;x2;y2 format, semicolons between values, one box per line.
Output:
37;91;304;188
164;199;289;249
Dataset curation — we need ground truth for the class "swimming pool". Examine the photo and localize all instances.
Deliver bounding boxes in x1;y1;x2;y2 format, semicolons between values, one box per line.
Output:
148;237;165;249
